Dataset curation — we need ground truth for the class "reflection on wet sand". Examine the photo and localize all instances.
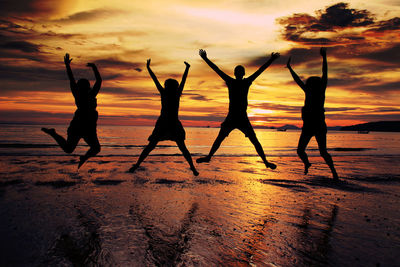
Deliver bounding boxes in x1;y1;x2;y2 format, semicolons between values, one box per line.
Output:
0;155;399;266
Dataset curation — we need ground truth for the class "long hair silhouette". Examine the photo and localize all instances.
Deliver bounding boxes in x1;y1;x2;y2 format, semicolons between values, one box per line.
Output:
42;53;102;169
287;48;338;180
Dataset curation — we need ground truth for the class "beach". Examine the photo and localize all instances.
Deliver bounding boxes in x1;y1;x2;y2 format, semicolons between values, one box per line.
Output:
0;125;399;266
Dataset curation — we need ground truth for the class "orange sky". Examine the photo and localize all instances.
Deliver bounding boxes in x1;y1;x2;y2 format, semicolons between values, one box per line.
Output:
0;0;399;127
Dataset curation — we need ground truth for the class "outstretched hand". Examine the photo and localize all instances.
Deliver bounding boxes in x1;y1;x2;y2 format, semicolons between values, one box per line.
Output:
271;52;280;61
64;53;72;65
146;59;151;68
86;63;96;68
320;47;327;57
199;49;207;59
184;61;190;68
286;57;291;68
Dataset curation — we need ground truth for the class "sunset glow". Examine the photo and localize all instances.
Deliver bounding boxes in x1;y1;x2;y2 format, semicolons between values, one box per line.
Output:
1;0;399;127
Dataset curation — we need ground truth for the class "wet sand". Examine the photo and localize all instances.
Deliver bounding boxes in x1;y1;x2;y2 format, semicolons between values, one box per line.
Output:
0;155;399;266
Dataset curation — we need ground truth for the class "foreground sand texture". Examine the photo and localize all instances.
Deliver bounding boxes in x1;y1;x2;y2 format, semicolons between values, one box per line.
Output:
0;155;399;266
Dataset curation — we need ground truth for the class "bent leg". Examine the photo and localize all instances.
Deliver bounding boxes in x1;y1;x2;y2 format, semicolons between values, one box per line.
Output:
315;132;339;180
176;140;199;176
297;130;313;174
247;133;276;170
196;127;231;163
42;127;79;154
129;140;158;173
79;133;101;169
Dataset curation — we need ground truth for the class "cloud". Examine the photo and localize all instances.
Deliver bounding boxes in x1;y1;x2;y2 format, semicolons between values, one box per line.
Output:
52;8;125;24
368;17;400;32
357;81;400;93
183;92;209;101
277;3;374;45
0;0;76;18
0;41;41;53
0;63;66;83
249;47;320;67
94;58;143;71
359;43;400;64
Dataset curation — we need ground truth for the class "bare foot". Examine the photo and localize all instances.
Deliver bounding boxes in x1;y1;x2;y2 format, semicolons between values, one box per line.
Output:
196;156;210;163
266;162;277;170
128;165;138;173
41;128;55;135
78;156;87;169
304;163;312;175
191;167;199;176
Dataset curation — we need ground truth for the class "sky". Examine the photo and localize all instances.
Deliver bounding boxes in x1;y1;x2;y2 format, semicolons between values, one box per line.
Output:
0;0;399;127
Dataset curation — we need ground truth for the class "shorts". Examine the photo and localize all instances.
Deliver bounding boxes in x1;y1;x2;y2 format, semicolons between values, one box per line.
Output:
148;117;186;142
68;110;98;138
220;115;256;138
301;111;327;135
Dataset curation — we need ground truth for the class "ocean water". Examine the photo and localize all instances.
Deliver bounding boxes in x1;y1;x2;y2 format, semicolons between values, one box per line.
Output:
0;124;399;157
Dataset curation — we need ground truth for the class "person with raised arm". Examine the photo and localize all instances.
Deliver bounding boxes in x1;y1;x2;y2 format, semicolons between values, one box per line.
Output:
286;47;339;180
196;49;279;170
129;59;199;176
42;53;102;169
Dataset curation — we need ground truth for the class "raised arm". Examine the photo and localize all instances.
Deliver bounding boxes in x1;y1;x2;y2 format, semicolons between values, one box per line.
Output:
178;61;190;94
87;63;102;96
247;52;280;82
64;53;77;96
146;59;163;93
320;47;327;89
199;49;231;82
287;57;307;92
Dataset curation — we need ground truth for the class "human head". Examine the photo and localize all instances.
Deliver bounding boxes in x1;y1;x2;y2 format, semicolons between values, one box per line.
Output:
164;79;179;92
77;79;90;93
234;65;245;79
305;76;322;91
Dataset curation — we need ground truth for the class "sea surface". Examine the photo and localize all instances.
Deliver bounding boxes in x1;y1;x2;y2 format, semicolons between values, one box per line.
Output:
1;124;399;157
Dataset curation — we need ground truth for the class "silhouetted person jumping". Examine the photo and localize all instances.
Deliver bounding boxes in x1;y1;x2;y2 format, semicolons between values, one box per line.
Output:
129;59;199;176
287;48;338;180
42;53;102;169
196;49;279;170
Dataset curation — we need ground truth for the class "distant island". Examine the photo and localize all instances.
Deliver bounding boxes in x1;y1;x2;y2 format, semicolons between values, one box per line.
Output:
341;121;400;132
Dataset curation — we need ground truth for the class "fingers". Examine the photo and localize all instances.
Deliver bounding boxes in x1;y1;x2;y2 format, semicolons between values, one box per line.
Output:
64;53;72;63
184;61;190;67
270;52;280;61
199;49;207;58
146;58;151;67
